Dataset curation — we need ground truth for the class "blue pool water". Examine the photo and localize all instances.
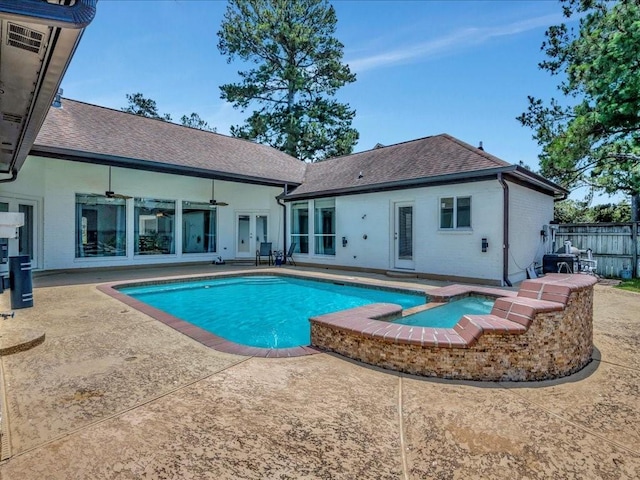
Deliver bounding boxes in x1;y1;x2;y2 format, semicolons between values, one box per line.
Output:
121;276;425;349
395;297;494;329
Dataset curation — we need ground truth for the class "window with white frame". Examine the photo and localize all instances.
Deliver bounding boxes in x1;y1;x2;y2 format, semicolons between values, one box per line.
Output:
440;196;471;229
314;199;335;255
182;201;217;253
134;198;175;255
75;194;127;257
290;201;309;254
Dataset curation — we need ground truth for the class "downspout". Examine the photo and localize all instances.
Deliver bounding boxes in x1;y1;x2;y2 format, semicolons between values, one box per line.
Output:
277;184;288;254
498;173;512;287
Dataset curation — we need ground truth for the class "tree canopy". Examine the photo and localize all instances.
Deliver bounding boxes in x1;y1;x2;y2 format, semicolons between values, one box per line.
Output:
180;113;216;132
122;93;172;122
518;0;640;219
122;93;216;132
554;199;631;223
217;0;359;161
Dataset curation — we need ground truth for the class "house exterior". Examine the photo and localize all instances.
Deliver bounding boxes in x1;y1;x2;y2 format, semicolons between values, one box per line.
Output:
1;98;566;286
0;0;566;286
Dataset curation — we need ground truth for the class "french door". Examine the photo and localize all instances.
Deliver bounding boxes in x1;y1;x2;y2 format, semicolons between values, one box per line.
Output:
236;212;269;258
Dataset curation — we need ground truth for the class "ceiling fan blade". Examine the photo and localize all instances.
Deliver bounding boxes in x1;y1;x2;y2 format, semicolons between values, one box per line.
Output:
105;167;132;199
106;191;131;200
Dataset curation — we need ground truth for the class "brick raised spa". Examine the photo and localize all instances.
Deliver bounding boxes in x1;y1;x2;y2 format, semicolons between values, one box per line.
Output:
310;274;597;381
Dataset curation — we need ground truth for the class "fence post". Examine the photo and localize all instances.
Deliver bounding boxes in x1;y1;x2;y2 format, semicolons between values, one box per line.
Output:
633;222;638;278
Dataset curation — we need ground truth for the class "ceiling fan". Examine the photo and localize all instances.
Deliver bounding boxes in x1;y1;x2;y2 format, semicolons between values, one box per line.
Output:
105;166;132;199
209;179;228;206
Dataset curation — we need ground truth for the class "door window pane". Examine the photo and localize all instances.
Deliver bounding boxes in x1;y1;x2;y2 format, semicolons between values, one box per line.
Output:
134;198;175;255
291;202;309;254
237;215;250;254
18;204;34;259
182;201;216;253
314;199;335;255
76;194;127;257
255;215;268;244
398;206;413;260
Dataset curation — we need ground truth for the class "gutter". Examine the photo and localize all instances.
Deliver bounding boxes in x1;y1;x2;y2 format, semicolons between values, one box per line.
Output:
498;173;512;287
284;165;567;202
30;147;304;188
0;170;18;183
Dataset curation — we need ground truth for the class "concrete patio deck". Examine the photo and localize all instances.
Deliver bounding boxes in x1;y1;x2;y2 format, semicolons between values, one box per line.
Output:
0;265;638;479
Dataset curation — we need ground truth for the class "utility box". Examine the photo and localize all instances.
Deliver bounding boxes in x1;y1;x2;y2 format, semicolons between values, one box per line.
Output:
542;254;579;274
9;255;33;309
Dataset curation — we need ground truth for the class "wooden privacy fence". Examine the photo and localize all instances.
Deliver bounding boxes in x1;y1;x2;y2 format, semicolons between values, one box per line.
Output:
553;222;639;278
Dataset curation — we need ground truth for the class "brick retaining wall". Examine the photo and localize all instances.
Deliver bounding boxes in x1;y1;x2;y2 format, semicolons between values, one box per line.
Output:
310;274;597;381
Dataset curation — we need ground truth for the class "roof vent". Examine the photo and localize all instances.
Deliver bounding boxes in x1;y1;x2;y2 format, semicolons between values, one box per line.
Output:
478;141;484;151
374;143;385;149
2;113;23;124
53;88;63;108
7;23;44;54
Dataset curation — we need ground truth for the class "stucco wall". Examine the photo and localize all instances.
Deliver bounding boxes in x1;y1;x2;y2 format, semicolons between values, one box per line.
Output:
1;156;285;270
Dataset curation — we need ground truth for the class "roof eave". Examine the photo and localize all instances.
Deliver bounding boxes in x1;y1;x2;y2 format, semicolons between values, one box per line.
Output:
510;165;569;199
0;0;97;175
29;145;303;188
284;166;516;201
285;165;567;201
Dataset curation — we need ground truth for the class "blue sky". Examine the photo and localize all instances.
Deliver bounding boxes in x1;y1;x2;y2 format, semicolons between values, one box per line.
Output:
62;0;587;190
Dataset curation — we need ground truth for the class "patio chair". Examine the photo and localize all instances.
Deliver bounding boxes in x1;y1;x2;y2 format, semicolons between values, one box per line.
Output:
255;242;273;266
285;242;297;266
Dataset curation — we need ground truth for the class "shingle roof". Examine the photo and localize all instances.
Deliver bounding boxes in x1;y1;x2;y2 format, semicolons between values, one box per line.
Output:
287;134;517;198
31;99;565;198
33;99;307;185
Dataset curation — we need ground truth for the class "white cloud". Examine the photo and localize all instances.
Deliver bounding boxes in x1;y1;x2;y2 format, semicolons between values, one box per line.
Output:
347;13;562;73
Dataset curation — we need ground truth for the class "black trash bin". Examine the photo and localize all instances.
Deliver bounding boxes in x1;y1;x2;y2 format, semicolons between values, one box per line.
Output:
9;255;33;309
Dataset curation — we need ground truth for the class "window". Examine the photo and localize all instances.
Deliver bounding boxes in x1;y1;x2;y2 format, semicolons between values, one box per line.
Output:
182;201;216;253
440;196;471;229
75;194;126;257
134;198;175;255
290;202;309;254
314;199;335;255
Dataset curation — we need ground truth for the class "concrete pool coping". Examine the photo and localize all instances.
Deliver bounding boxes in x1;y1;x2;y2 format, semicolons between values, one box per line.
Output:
96;268;443;358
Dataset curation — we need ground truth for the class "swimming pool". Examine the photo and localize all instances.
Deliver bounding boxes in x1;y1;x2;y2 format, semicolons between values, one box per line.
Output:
120;276;425;349
395;297;495;329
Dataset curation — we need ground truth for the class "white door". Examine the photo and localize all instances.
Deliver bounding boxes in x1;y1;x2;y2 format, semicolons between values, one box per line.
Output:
394;202;414;270
236;213;269;258
0;197;40;269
